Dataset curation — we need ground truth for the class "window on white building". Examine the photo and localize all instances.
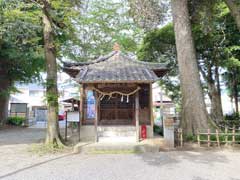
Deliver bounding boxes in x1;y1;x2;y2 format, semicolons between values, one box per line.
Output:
29;90;43;97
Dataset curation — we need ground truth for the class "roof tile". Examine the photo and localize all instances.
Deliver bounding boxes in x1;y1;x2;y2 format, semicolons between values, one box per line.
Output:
63;51;167;83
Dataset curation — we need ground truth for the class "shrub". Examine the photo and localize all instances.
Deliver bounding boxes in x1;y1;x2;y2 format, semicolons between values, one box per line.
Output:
7;116;25;126
153;125;163;136
225;113;239;121
184;134;197;142
219;113;240;128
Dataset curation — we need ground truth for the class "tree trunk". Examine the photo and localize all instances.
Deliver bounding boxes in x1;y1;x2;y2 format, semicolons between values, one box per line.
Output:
215;66;221;98
171;0;211;135
208;80;223;123
42;3;63;145
206;65;223;123
199;64;223;124
214;66;223;122
0;69;11;126
233;80;239;114
224;0;240;31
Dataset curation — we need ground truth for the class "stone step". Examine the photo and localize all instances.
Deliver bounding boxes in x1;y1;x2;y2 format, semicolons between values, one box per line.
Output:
74;142;145;154
73;138;166;154
97;126;136;132
98;136;136;143
98;131;136;137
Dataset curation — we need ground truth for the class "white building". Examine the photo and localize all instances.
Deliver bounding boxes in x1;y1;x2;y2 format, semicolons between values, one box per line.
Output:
9;73;80;121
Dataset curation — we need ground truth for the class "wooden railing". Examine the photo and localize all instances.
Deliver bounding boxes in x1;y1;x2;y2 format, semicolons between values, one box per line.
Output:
197;127;240;147
175;127;240;148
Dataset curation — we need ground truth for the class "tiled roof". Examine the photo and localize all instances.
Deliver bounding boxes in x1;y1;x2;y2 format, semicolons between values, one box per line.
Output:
63;51;167;83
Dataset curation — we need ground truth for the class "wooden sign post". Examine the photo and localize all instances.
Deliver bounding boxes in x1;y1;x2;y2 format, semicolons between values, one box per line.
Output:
65;111;80;142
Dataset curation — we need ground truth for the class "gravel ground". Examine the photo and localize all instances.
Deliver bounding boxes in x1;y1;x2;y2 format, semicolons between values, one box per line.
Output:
0;127;240;180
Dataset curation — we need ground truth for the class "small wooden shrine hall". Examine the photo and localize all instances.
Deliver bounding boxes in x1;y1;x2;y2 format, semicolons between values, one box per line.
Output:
63;45;168;141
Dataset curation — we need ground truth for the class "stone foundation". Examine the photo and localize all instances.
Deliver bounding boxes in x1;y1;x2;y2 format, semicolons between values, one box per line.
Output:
80;125;153;142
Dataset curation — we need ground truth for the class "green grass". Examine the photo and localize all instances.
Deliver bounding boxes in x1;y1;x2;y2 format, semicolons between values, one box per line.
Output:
29;143;71;156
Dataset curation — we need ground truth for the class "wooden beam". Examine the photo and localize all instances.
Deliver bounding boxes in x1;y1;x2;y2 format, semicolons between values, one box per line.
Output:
149;83;154;137
97;83;137;88
135;91;140;142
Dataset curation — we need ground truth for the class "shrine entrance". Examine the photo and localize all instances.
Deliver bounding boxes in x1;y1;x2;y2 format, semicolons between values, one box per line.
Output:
99;93;134;125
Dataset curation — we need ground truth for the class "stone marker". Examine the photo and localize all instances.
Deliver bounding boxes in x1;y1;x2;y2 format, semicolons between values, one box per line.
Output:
163;117;175;148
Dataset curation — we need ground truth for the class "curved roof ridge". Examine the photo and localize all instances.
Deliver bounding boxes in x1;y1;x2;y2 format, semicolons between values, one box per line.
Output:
119;52;167;68
63;51;118;67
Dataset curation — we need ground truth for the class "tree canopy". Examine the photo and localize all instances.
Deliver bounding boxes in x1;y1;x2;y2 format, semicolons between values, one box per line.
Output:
0;0;44;88
137;1;240;123
0;0;44;124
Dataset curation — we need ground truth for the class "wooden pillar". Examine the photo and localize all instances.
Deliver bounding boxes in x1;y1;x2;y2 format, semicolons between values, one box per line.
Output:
135;91;140;142
79;84;84;126
216;129;220;147
232;126;236;146
115;99;118;121
207;129;210;147
71;101;74;111
149;83;154;137
78;85;85;142
197;129;200;147
65;112;68;141
95;91;99;142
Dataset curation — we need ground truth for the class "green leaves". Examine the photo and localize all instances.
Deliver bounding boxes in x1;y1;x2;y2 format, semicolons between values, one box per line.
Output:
137;23;180;103
67;0;142;61
0;0;44;84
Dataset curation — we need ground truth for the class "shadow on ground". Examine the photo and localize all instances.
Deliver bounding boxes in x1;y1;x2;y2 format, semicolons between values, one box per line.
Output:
0;153;76;179
137;149;229;167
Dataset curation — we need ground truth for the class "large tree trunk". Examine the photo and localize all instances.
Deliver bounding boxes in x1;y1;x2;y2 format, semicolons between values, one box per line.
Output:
42;3;63;145
0;68;11;126
171;0;211;135
224;0;240;31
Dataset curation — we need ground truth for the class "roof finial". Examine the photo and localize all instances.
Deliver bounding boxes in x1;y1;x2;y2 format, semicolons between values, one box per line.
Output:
113;43;120;51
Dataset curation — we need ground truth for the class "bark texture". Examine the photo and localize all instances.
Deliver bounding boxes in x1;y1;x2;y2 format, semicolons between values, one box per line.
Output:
42;1;63;145
171;0;211;135
208;80;223;123
200;65;223;123
214;66;223;122
0;68;11;126
233;79;239;113
224;0;240;31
